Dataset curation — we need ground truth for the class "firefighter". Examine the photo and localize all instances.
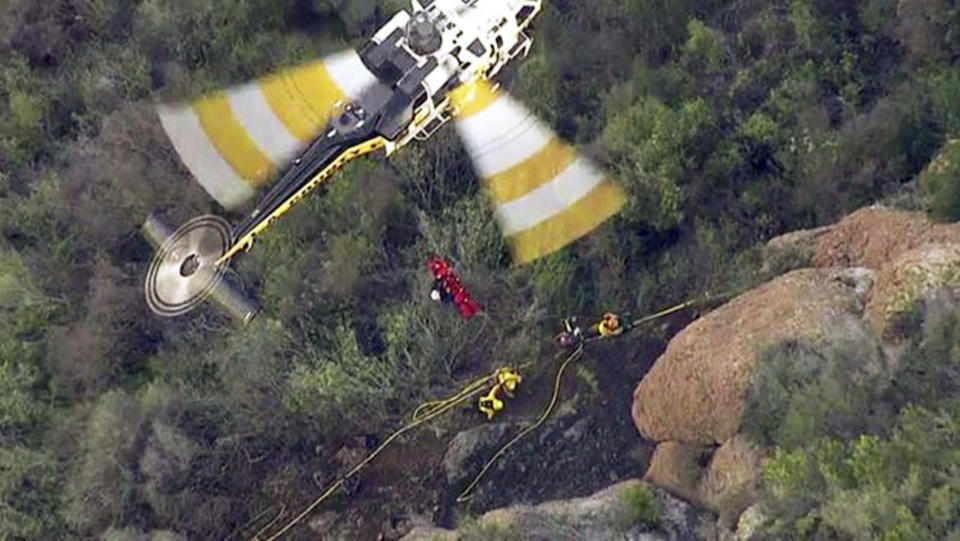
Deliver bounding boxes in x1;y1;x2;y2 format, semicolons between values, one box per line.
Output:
478;390;504;420
557;317;583;348
496;368;521;392
478;368;522;420
597;312;624;338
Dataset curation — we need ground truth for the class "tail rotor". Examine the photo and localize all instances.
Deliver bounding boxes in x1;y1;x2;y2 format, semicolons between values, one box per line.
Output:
143;214;259;322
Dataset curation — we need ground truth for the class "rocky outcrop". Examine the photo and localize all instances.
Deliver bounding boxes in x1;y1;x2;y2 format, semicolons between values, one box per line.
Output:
730;505;765;541
813;206;960;269
642;441;711;504
632;267;873;445
401;480;716;541
641;435;765;531
764;206;960;272
633;204;960;537
764;205;960;345
864;242;960;340
696;435;763;529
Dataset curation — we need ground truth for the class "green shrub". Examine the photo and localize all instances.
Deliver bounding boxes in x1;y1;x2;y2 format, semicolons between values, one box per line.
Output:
763;245;813;278
755;304;960;539
0;55;51;167
742;327;886;449
926;69;960;138
283;315;436;435
0;361;46;437
0;446;62;540
681;19;728;74
619;484;660;528
101;529;187;541
883;300;960;411
458;520;515;541
63;390;144;534
918;139;960;222
530;250;581;315
758;402;960;540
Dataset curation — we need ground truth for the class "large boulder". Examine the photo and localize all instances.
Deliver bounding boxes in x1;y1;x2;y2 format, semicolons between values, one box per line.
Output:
632;267;873;445
401;480;716;541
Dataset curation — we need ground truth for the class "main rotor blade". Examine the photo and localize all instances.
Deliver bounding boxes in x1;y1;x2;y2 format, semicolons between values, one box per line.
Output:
450;79;625;265
157;49;377;210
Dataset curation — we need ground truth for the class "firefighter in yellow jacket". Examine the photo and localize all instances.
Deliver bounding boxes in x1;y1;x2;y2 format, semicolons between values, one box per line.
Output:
596;312;624;338
478;368;522;420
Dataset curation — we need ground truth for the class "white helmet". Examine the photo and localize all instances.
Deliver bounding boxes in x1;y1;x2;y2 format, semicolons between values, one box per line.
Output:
430;289;442;302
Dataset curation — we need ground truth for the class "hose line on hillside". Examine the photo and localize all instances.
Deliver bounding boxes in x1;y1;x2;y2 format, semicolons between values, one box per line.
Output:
456;344;584;502
224;504;283;541
255;367;503;541
455;288;742;502
255;289;741;538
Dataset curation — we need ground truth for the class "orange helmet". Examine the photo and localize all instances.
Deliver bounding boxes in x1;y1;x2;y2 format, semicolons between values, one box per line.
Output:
604;313;620;329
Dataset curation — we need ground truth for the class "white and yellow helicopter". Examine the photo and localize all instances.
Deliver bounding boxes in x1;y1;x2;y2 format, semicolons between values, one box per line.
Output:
144;0;625;322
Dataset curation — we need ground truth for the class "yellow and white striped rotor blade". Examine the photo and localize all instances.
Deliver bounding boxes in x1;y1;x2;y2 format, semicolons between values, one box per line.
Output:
157;49;377;210
449;79;625;265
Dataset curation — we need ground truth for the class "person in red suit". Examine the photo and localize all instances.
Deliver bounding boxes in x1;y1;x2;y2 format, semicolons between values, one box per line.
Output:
427;255;481;319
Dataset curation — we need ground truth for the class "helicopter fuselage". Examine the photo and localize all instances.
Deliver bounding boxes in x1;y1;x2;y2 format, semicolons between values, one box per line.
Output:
223;0;542;262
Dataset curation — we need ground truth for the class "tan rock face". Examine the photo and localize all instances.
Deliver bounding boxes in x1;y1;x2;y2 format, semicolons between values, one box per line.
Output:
864;242;960;339
811;205;960;269
643;435;765;529
697;435;764;524
643;441;712;504
632;268;872;444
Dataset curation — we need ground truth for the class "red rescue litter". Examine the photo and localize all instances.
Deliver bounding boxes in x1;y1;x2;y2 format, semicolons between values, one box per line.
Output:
427;255;482;319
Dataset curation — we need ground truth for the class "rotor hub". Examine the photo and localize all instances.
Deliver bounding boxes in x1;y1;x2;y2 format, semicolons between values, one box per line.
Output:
405;12;442;56
145;215;231;317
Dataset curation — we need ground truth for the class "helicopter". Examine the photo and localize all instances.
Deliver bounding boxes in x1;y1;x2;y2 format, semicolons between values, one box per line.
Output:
144;0;626;322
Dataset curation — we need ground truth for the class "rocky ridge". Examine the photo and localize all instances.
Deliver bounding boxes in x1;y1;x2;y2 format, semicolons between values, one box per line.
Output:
632;205;960;531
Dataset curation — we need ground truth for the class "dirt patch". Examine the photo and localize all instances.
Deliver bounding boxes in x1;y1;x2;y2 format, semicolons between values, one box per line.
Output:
811;205;960;269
